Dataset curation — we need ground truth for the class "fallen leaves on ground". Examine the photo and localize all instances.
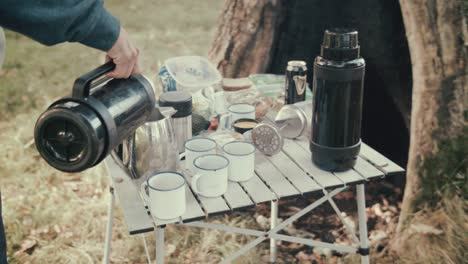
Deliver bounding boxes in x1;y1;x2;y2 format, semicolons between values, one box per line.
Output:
250;181;403;263
14;239;37;256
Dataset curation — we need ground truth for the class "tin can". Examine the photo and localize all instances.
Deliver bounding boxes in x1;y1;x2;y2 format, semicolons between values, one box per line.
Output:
285;60;307;104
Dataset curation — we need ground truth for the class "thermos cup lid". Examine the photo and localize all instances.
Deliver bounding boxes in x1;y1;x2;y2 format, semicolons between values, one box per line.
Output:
321;29;360;61
287;60;306;68
34;106;106;173
159;91;192;118
274;105;307;139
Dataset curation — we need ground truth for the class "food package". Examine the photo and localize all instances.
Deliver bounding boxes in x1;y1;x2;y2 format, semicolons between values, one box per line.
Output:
222;77;253;91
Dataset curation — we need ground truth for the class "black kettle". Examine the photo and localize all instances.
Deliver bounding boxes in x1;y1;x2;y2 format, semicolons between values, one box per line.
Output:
34;62;156;172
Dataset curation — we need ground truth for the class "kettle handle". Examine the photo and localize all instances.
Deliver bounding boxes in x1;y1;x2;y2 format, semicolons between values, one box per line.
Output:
72;61;116;99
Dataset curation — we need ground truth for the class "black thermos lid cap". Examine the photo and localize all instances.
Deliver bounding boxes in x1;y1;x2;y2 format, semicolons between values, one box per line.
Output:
159;91;192;118
34;106;105;172
320;29;360;61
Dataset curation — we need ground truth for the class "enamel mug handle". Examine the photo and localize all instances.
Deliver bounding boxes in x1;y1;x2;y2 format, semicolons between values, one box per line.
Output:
213;91;227;114
218;113;231;129
140;182;151;206
191;173;205;196
179;152;186;160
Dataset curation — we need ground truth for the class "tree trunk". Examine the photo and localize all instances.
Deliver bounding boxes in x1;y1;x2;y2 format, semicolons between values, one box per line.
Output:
210;0;467;261
209;0;411;173
208;0;282;77
395;0;466;235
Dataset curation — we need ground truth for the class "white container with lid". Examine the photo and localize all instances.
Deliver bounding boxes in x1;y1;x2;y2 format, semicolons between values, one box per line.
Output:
164;56;222;93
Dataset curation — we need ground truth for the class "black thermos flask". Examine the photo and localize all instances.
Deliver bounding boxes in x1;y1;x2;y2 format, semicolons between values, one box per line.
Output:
310;29;365;171
34;62;156;172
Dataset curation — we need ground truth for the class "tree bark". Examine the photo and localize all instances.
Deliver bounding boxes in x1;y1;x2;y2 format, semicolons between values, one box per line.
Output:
210;0;412;169
209;0;467;260
395;0;467;236
208;0;282;77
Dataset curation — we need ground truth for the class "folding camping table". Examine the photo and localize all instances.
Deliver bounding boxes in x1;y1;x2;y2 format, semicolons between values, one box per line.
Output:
102;136;404;264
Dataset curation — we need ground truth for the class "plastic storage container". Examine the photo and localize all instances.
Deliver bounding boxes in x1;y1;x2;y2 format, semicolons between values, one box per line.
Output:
159;56;222;93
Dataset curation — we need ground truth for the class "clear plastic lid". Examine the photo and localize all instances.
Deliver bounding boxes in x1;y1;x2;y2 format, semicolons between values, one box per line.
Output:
164;56;222;88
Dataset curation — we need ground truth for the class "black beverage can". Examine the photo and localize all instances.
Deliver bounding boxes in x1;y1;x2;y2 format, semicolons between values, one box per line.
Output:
285;60;307;104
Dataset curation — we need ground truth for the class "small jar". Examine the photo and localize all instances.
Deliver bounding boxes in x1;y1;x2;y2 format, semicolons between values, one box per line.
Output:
159;91;192;153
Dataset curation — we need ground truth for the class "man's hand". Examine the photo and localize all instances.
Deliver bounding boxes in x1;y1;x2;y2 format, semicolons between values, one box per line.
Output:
106;27;140;78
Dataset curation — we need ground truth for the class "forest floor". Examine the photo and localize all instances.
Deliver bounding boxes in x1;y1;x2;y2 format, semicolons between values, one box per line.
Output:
0;1;459;263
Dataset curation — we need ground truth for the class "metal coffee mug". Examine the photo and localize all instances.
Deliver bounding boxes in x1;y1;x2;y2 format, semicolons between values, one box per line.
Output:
222;141;256;182
140;171;186;220
219;103;255;129
184;137;217;173
192;154;229;197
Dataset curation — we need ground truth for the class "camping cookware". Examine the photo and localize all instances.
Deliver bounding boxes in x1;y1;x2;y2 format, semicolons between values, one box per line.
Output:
121;106;179;187
222;141;256;182
274;104;308;139
192;154;229;197
34;62;156;172
140;171;186;220
232;118;258;134
184;137;217;174
219;103;256;129
158;91;192;153
310;29;365;171
251;123;283;156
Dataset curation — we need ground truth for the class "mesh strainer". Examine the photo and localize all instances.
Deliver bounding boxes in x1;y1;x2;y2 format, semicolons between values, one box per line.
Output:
251;123;284;156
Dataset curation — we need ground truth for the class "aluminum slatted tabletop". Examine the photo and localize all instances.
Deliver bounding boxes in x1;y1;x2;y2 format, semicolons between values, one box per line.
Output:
103;136;404;264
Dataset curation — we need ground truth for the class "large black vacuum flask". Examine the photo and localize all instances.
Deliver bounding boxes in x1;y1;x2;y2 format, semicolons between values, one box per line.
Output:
34;62;156;172
310;29;365;171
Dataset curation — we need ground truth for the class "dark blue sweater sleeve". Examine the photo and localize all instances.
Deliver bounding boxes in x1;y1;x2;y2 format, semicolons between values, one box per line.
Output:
0;0;120;51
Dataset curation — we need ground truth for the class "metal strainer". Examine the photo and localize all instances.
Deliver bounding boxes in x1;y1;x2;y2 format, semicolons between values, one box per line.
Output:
251;123;284;156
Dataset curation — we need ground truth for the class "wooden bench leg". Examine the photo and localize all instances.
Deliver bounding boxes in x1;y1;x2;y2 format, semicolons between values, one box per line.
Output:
356;184;370;264
270;200;278;263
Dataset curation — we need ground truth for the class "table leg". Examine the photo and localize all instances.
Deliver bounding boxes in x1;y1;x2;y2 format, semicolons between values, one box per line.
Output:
142;233;152;264
221;187;345;264
270;200;278;263
356;184;370;264
103;187;115;264
155;227;165;264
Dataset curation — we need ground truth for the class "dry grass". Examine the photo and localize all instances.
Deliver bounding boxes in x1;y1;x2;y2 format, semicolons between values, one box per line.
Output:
1;0;466;263
343;196;467;264
0;1;265;263
390;197;468;264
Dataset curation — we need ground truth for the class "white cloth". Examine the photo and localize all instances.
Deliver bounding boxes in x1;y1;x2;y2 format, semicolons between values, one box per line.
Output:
0;27;5;69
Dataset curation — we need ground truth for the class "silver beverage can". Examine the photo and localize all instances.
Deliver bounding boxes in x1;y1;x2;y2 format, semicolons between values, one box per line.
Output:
285;60;307;104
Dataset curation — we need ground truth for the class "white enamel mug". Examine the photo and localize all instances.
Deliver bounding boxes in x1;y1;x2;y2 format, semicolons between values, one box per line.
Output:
213;91;228;115
222;141;256;182
140;171;186;219
219;103;255;129
184;137;217;173
192;154;229;197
